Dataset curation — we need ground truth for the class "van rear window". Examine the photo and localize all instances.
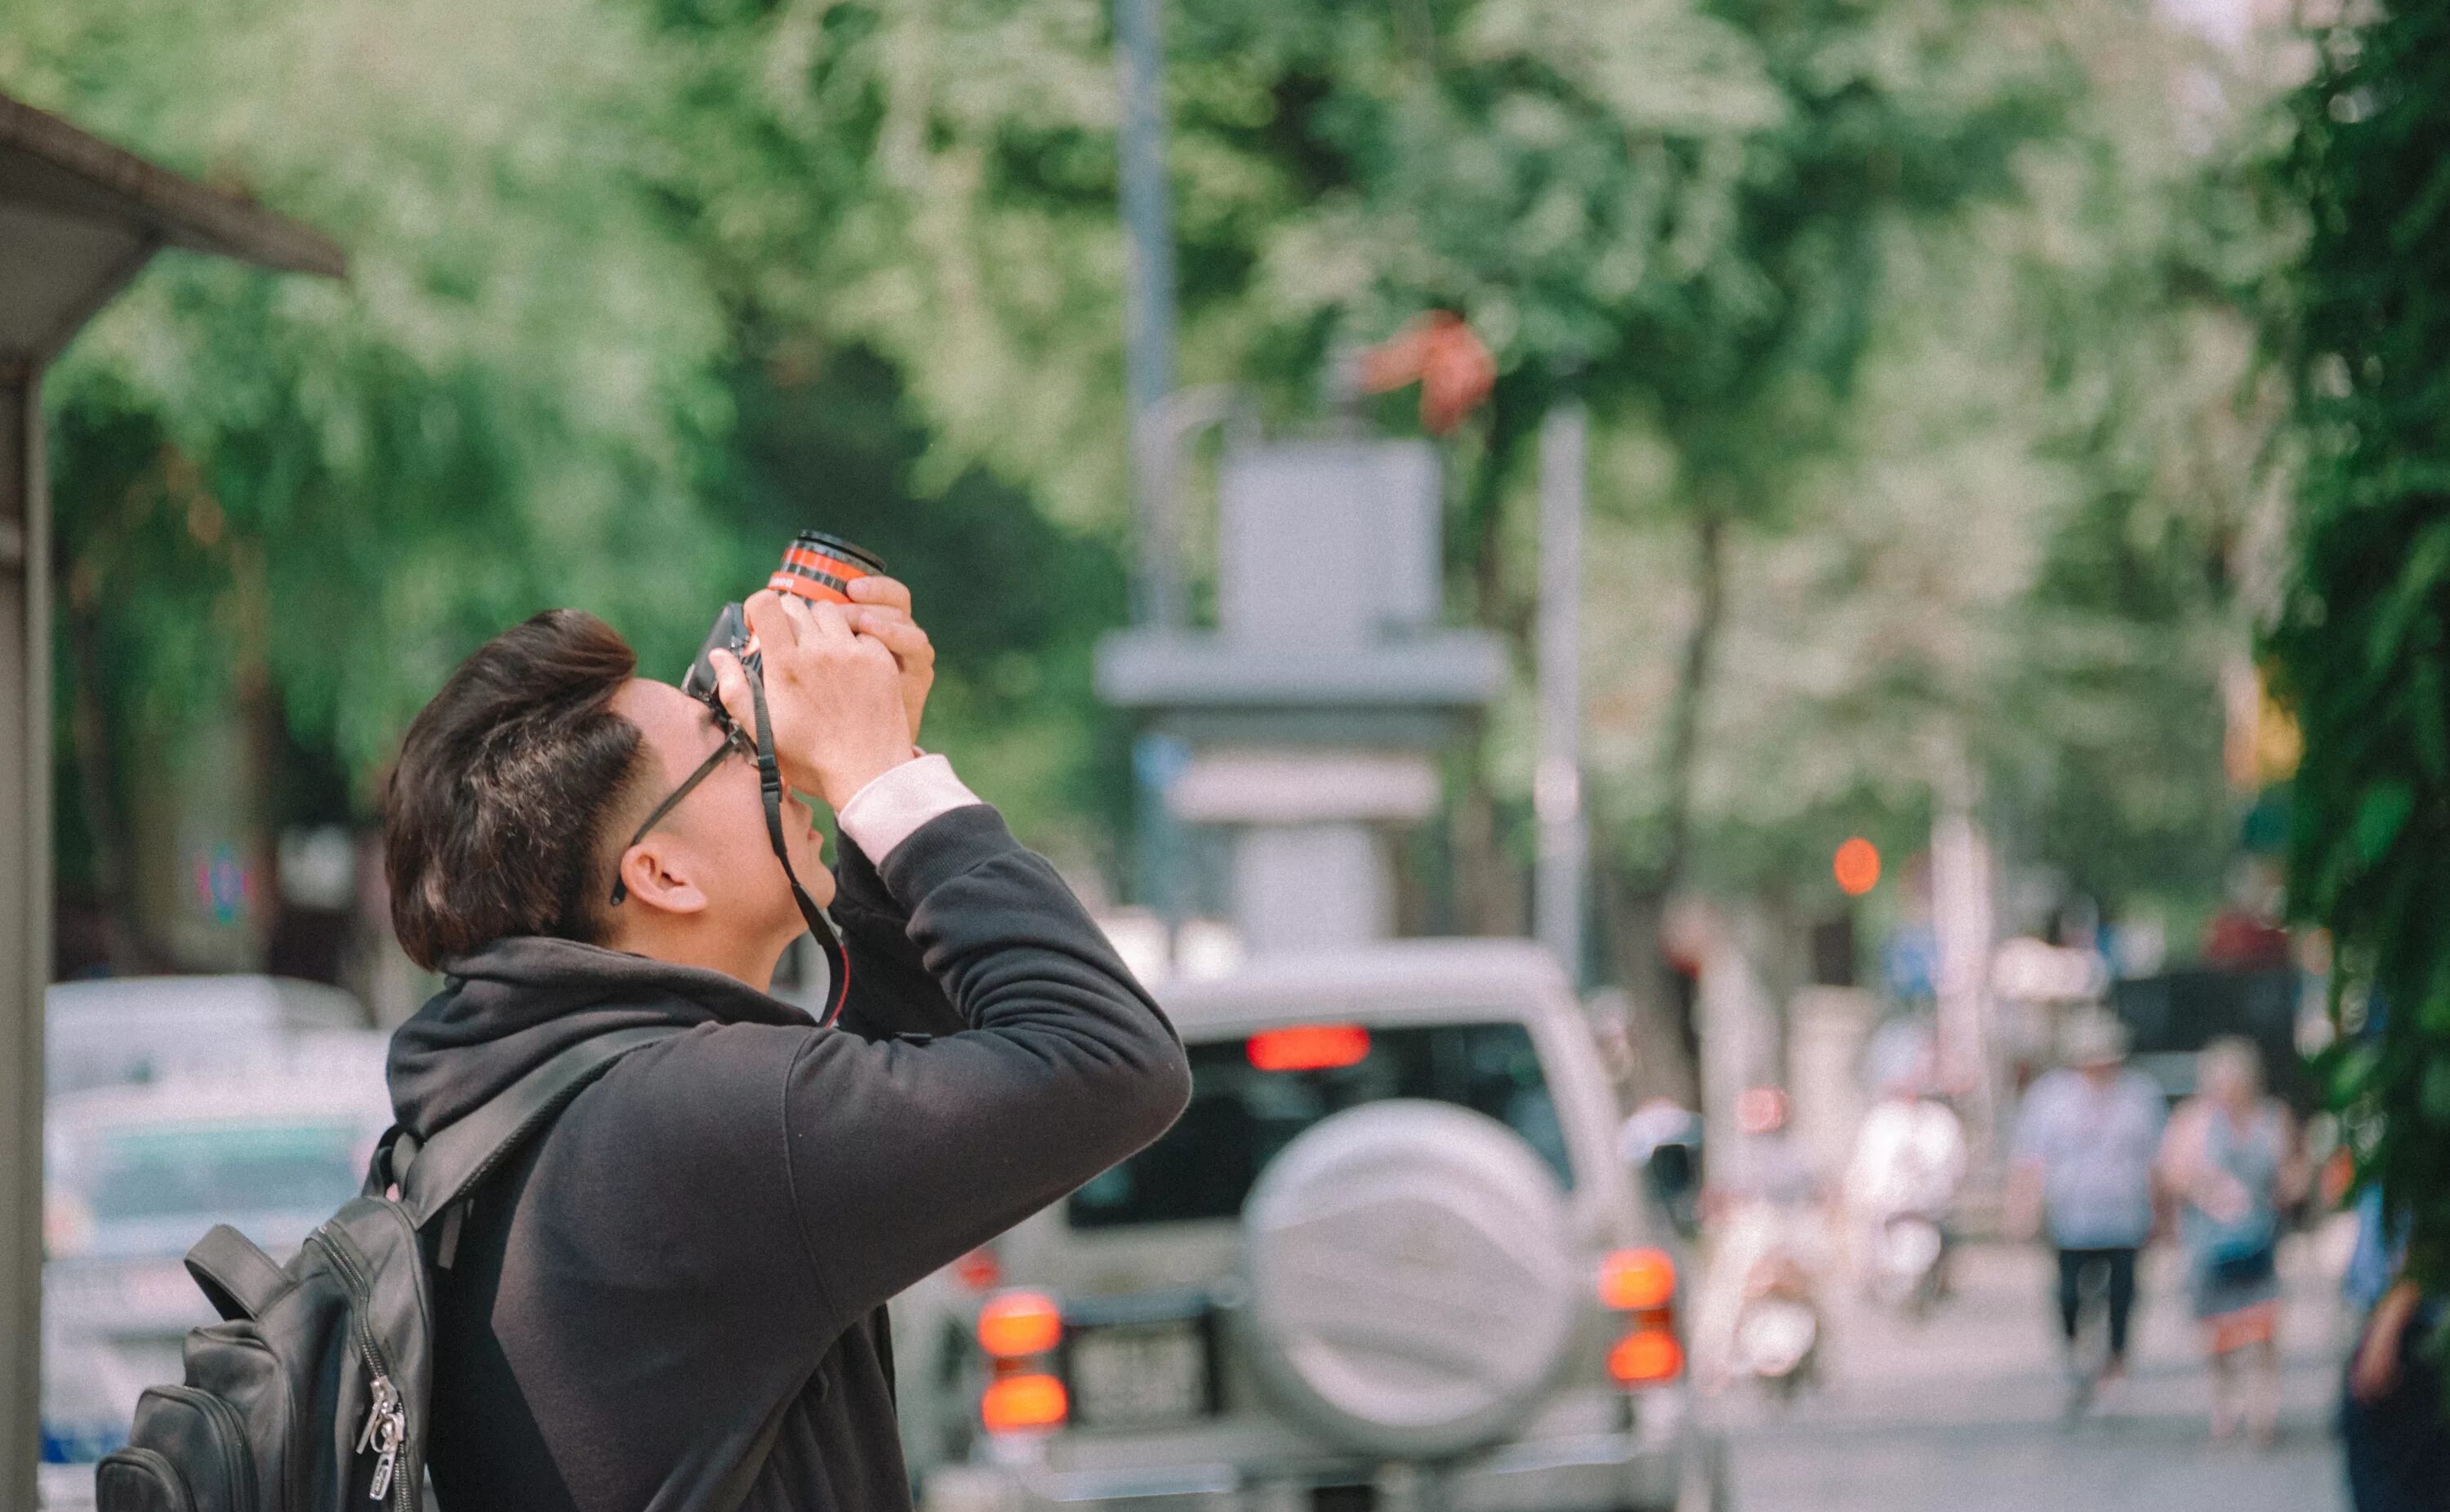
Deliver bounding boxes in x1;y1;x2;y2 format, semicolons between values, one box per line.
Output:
1067;1021;1570;1230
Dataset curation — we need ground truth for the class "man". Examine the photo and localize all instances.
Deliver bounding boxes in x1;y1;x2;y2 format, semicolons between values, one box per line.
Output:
381;581;1191;1511
2340;1174;2448;1508
2007;1007;2167;1408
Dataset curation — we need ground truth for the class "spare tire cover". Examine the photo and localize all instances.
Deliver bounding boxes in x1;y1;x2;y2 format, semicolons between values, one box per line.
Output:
1239;1099;1579;1458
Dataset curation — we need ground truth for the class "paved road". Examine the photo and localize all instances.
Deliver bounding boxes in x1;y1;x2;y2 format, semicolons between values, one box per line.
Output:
1714;1234;2354;1512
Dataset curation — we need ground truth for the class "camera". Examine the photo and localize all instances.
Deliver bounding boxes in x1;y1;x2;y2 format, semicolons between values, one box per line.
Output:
675;530;884;1023
682;531;885;715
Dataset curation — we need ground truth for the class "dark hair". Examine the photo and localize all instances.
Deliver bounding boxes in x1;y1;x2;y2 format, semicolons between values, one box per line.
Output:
384;609;648;969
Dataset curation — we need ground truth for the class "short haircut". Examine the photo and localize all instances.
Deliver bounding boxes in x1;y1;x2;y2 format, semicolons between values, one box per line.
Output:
383;609;648;969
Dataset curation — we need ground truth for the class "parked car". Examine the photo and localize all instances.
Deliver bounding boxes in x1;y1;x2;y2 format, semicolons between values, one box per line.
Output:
920;940;1728;1512
46;975;366;1096
38;1035;394;1482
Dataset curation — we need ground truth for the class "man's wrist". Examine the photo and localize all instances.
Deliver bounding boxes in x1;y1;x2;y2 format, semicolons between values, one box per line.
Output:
837;753;983;861
826;751;915;812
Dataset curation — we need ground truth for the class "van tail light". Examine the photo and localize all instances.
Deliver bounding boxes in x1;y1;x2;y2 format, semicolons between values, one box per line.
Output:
977;1290;1063;1359
1608;1327;1685;1385
1598;1247;1676;1310
1600;1247;1683;1385
977;1290;1068;1436
981;1372;1069;1434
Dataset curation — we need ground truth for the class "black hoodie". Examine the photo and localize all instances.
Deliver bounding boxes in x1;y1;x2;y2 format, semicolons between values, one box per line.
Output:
387;803;1191;1512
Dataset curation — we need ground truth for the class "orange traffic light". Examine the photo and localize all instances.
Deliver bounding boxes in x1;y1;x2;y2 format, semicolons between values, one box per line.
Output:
1833;837;1880;896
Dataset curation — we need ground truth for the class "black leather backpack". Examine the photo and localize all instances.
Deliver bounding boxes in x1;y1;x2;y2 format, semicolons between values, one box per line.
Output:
95;1025;679;1512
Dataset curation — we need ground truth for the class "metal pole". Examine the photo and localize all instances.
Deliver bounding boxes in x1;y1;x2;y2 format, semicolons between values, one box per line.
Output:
1931;804;1998;1155
1114;0;1182;629
1534;402;1588;981
0;361;48;1510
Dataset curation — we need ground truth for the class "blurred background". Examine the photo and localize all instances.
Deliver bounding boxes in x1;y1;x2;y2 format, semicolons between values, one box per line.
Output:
4;0;2438;1506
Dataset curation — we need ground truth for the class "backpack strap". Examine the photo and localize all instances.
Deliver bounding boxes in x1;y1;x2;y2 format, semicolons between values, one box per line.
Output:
396;1024;685;1230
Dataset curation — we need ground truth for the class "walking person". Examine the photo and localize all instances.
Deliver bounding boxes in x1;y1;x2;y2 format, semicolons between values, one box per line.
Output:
2158;1038;2305;1443
2007;1007;2167;1414
2339;1185;2450;1510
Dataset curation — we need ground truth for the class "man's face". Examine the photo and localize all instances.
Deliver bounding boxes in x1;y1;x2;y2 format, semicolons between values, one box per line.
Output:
611;677;834;937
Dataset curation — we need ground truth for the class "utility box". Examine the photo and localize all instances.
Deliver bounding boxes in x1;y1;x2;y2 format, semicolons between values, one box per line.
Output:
1218;441;1440;645
1098;437;1501;958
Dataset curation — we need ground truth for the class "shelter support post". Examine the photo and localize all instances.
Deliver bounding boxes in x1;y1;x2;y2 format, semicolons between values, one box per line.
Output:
0;360;47;1510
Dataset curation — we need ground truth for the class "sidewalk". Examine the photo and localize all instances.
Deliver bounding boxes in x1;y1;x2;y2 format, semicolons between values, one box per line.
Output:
1713;1230;2353;1512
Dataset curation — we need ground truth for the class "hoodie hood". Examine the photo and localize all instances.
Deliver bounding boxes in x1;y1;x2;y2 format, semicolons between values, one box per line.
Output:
388;936;815;1138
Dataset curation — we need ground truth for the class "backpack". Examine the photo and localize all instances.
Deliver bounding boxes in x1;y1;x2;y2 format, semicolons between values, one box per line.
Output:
94;1025;680;1512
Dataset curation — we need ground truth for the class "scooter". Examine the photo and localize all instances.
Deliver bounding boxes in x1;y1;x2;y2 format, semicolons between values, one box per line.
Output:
1844;1093;1965;1319
1731;1252;1821;1402
1864;1210;1947;1316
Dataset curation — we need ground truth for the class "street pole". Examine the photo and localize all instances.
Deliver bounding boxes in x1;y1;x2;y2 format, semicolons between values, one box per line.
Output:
1534;402;1588;982
1931;803;1998;1154
0;361;46;1512
1113;0;1192;949
1114;0;1182;629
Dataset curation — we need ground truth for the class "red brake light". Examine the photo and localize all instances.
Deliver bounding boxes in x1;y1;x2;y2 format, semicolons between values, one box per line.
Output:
1608;1328;1684;1385
953;1246;1001;1291
1247;1025;1370;1072
1599;1247;1677;1310
976;1291;1062;1359
981;1372;1068;1434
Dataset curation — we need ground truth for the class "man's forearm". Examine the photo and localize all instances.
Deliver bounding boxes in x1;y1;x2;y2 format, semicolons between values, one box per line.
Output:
783;802;1190;1323
826;754;982;1040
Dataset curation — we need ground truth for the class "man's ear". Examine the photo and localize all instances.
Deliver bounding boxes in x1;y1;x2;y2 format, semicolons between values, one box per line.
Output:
614;841;711;917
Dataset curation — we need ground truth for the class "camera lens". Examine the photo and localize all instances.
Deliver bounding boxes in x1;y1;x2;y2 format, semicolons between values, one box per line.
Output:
768;531;885;605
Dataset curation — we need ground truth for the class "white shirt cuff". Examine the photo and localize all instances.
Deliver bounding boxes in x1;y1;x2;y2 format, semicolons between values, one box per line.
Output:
835;753;982;862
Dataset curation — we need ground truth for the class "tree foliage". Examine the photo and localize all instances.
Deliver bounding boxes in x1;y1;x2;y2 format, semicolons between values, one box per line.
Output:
2265;1;2450;1281
7;0;1134;971
7;0;2283;995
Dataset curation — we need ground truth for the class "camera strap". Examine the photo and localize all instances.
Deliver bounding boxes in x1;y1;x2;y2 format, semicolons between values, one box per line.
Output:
748;669;852;1026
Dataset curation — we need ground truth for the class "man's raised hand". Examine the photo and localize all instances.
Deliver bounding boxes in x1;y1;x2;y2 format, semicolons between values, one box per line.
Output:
842;574;936;742
708;590;914;812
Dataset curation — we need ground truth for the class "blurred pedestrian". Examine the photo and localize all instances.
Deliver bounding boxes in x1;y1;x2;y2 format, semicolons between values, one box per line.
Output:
2339;1187;2449;1510
2007;1007;2167;1411
2157;1038;2305;1443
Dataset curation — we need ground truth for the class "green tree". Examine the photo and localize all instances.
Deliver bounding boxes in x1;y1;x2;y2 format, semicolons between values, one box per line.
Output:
659;0;2278;1070
13;0;1141;973
2265;1;2450;1283
8;0;737;964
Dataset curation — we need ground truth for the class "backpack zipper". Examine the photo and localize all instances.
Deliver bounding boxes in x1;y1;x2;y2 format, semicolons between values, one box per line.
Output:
308;1230;414;1512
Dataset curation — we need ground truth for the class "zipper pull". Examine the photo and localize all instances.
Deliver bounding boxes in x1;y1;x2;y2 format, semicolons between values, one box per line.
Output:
360;1374;407;1501
357;1375;399;1455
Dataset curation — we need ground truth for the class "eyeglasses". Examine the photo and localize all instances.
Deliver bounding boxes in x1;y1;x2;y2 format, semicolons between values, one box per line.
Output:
607;721;756;905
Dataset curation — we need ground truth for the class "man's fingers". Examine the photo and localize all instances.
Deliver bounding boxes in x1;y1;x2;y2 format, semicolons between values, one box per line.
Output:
707;648;755;736
742;590;799;650
846;574;913;613
804;598;855;642
848;611;934;663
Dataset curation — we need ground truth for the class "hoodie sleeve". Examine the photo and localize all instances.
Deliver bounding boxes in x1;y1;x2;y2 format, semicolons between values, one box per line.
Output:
828;827;965;1042
782;804;1192;1326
